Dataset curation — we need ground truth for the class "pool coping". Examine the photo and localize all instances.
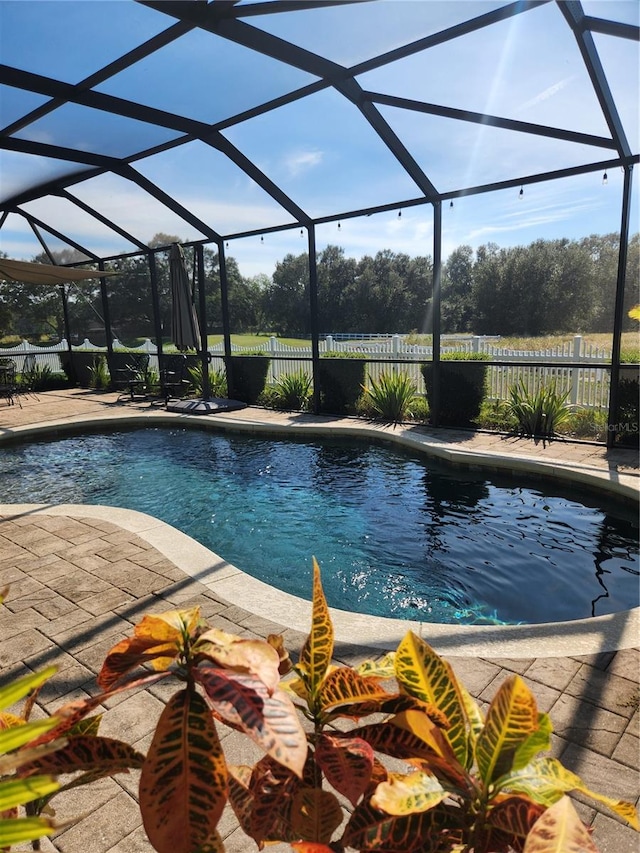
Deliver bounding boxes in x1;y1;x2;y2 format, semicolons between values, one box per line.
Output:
2;408;638;658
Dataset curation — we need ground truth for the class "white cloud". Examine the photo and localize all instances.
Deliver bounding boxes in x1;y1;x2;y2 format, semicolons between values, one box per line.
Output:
516;76;575;114
284;149;323;177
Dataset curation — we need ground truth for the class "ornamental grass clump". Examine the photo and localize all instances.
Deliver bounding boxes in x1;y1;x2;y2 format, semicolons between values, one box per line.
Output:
506;379;573;440
187;363;227;397
361;370;423;424
271;369;313;410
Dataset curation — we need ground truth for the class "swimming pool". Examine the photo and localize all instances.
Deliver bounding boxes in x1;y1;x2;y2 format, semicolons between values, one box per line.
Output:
1;427;638;625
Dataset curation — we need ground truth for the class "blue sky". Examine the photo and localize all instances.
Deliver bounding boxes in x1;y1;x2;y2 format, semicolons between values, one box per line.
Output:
0;0;638;278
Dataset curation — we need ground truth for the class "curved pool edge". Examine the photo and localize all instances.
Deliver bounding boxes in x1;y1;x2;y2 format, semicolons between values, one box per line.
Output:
1;409;638;502
2;503;638;659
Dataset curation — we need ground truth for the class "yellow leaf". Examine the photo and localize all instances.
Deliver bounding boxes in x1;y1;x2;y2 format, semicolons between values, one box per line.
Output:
523;796;598;852
391;710;454;760
628;305;640;321
371;771;448;816
298;558;334;709
144;607;202;636
356;652;396;679
194;628;281;693
394;632;469;768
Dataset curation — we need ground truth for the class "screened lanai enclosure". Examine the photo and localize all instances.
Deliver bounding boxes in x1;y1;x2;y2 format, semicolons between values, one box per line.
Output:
0;0;638;443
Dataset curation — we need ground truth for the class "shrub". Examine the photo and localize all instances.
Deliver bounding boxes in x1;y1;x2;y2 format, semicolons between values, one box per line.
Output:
19;363;55;392
421;353;489;427
187;363;228;397
476;399;517;432
506;379;573;439
562;406;608;441
2;567;638;852
228;355;270;404
318;355;367;415
88;355;110;390
259;369;312;411
360;370;423;424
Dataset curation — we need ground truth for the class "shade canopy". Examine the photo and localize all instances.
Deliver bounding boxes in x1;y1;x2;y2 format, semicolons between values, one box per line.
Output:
169;243;201;351
0;257;116;285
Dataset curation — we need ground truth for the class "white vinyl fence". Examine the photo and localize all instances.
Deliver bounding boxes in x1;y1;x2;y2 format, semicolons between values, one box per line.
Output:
0;334;615;409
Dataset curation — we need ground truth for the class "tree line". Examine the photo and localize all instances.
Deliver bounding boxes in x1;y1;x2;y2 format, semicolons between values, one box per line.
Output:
1;232;638;344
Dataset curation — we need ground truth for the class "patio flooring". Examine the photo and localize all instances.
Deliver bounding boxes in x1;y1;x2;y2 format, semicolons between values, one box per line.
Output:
0;389;638;852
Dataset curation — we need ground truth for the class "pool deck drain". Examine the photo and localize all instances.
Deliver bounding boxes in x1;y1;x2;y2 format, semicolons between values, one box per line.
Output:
1;389;638;852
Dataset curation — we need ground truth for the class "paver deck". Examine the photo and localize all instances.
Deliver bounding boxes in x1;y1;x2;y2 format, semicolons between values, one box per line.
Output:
1;389;638;852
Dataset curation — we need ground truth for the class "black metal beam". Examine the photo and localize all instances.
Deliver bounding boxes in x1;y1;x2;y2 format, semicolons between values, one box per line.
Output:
338;79;439;201
59;190;149;252
1;19;198;137
366;92;617;150
196;244;211;399
582;15;640;41
307;225;321;415
607;164;634;448
350;1;552;77
558;1;632;159
118;164;220;241
1;65;311;227
430;202;442;428
230;0;372;18
16;210;98;259
27;220;55;263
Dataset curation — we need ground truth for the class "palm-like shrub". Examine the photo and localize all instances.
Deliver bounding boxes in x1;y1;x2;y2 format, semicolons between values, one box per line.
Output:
506;379;573;439
260;369;312;411
187;364;228;397
361;370;422;424
87;355;109;390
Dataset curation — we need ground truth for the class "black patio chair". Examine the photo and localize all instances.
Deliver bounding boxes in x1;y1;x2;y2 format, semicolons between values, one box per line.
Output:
160;353;193;405
108;352;150;400
0;359;20;407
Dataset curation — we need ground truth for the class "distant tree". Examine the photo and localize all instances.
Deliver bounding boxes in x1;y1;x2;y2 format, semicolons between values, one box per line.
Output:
264;253;310;336
442;245;474;332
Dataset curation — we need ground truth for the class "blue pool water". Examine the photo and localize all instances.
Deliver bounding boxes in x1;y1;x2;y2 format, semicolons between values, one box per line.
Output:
1;428;638;625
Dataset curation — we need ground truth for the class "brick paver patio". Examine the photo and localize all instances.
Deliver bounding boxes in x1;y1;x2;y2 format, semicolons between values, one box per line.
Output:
1;389;638;852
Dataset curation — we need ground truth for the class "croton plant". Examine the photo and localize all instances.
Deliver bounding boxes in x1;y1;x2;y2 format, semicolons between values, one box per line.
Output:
0;565;637;852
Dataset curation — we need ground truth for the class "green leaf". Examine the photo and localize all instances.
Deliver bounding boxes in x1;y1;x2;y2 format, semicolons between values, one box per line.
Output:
394;632;469;768
0;717;60;754
475;675;539;785
498;755;639;828
0;815;57;847
139;689;228;853
0;667;58;712
0;775;59;811
512;712;553;771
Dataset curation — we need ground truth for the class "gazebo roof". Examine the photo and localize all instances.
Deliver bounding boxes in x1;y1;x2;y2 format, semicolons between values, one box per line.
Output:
1;0;638;271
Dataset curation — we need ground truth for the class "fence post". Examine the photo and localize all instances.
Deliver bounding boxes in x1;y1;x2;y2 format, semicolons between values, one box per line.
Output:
472;336;481;354
326;335;333;353
392;334;400;373
571;335;582;404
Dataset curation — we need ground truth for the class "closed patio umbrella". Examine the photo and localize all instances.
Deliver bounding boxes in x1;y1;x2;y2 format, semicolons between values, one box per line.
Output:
169;243;201;352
